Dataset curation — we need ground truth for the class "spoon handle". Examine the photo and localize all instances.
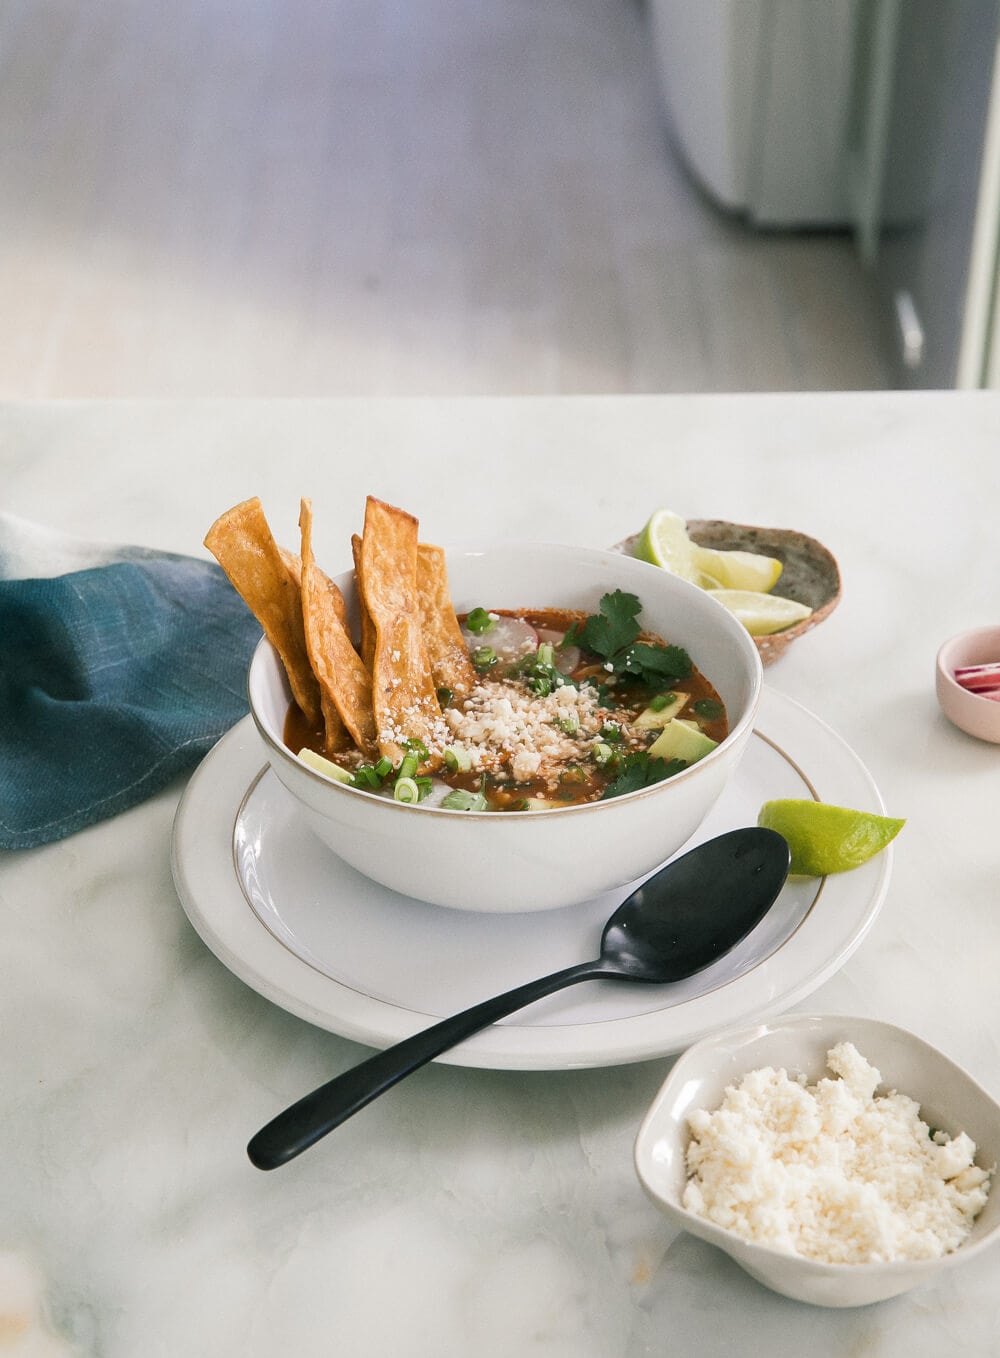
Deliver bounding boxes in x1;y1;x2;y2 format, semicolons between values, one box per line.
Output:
247;959;608;1169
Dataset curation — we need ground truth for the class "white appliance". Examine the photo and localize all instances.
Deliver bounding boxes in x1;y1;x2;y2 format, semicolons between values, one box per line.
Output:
647;0;860;226
855;0;1000;387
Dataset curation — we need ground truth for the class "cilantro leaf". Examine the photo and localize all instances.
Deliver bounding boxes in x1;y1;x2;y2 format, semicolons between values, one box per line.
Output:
508;650;570;697
569;590;641;659
622;642;692;684
568;591;694;688
600;752;688;799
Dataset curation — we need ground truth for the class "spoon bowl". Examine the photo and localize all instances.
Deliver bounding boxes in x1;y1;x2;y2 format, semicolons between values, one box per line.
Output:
247;827;790;1169
598;829;789;982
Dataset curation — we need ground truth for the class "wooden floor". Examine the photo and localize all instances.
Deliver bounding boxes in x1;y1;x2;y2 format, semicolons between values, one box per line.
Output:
0;0;892;397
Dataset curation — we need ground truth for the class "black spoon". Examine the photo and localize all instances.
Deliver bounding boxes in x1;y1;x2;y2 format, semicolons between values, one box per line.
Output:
247;826;789;1170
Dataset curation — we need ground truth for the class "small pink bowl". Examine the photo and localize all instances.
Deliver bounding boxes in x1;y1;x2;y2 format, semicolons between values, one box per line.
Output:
936;627;1000;744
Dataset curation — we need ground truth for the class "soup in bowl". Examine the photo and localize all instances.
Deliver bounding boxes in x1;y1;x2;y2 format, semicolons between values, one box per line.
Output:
247;540;763;912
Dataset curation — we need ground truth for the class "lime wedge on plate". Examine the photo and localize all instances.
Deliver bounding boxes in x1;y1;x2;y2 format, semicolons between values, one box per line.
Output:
758;799;905;876
633;509;700;582
707;589;813;636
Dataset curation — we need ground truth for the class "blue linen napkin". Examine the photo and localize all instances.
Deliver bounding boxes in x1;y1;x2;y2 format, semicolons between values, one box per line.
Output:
0;513;262;850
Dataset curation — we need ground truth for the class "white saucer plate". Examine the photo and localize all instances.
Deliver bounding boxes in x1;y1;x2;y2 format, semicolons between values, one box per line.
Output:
170;689;892;1070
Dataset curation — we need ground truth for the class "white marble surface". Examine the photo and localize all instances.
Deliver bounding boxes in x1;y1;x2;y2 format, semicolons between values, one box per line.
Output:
2;394;999;1356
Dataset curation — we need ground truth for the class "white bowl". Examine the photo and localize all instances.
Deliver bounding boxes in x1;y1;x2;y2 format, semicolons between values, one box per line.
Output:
248;542;762;913
634;1013;1000;1308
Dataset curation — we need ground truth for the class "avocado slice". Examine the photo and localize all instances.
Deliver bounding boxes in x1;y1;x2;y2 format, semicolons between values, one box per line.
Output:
633;691;689;731
647;718;718;765
298;748;353;783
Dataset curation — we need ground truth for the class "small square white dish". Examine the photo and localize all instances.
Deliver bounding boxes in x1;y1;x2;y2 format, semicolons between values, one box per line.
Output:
634;1013;1000;1308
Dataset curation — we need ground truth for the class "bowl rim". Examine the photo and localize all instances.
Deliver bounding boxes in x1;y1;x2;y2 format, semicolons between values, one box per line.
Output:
634;1011;1000;1277
248;539;764;818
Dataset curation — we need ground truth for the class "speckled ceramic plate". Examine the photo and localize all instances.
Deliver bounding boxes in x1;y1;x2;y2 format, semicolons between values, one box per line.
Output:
614;522;841;665
170;690;889;1071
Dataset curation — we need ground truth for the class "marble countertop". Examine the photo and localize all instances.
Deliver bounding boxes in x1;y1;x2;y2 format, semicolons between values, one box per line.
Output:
3;394;999;1356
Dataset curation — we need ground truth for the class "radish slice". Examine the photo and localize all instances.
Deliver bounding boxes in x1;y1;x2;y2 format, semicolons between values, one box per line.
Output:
955;662;1000;692
535;627;580;674
554;645;581;675
462;615;537;664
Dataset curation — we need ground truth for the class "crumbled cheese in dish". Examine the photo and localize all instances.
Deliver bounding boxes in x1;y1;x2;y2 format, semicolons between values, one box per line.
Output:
683;1043;993;1265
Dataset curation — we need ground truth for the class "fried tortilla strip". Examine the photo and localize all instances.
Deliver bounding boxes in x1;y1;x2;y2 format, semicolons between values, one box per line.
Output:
350;533;376;672
280;546;349;632
416;543;477;698
204;497;321;726
278;546;302;588
360;497;443;767
299;499;377;759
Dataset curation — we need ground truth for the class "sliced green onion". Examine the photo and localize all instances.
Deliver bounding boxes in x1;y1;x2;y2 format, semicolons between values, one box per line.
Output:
693;698;724;720
536;642;555;668
650;692;677;712
414;776;434;800
351;764;383;788
555;711;579;735
402;736;430;759
444;745;472;773
373;756;393;779
472;646;497;670
600;722;622;743
437;686;454;709
559;765;587;785
592;742;614;765
465;607;495;635
394;776;420;804
398;752;419;782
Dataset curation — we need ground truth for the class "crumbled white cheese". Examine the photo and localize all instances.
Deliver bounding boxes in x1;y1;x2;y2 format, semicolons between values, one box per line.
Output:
683;1042;993;1264
439;677;635;785
511;749;543;781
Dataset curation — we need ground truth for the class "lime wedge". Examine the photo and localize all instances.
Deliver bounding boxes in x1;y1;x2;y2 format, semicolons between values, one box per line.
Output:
691;545;782;593
707;589;813;636
633;510;700;581
635;511;784;597
758;799;904;876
